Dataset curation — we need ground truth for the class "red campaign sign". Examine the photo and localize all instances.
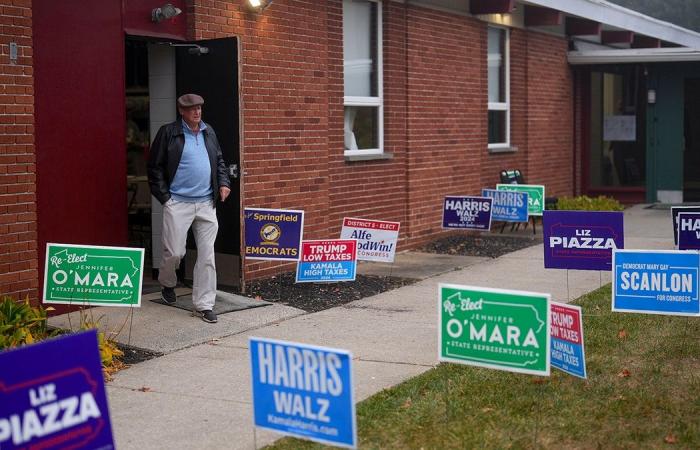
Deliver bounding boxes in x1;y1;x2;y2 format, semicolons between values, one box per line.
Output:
301;239;357;263
342;217;400;232
550;303;582;345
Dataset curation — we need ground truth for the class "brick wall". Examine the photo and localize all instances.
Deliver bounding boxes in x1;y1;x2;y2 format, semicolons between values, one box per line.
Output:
0;0;36;300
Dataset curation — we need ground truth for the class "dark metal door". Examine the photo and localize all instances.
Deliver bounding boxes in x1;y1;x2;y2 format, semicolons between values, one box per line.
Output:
176;38;241;287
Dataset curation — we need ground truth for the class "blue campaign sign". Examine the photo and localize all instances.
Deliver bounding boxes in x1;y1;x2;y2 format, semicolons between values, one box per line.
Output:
442;196;493;231
613;250;700;316
0;330;114;450
481;189;528;222
296;240;357;283
550;302;587;379
677;212;700;250
249;337;357;448
543;211;624;271
244;208;304;261
671;206;700;246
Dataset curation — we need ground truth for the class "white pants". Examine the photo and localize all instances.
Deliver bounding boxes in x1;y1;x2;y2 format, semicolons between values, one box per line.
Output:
159;199;218;311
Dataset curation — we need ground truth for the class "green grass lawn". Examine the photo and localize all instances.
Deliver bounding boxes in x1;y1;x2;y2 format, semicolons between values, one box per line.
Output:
266;285;699;449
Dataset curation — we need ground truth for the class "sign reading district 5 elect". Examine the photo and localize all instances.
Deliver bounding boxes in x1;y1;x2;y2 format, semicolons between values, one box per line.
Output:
244;208;304;261
613;250;700;316
44;243;144;307
496;184;545;216
249;337;357;448
439;284;551;376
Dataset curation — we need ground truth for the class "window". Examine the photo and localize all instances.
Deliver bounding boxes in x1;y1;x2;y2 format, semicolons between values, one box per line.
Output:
488;26;510;149
343;0;383;156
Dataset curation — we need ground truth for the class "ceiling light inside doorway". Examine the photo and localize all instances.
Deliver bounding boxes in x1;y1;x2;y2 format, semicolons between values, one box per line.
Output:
152;3;182;23
247;0;273;13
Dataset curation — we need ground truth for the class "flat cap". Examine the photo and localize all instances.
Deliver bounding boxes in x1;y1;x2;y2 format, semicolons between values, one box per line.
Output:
177;93;204;108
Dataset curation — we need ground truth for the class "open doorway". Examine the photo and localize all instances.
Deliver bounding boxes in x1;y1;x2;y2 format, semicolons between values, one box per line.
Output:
684;78;700;201
124;37;241;289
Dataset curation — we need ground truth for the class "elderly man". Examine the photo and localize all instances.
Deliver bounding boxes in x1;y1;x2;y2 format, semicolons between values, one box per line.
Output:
148;94;231;323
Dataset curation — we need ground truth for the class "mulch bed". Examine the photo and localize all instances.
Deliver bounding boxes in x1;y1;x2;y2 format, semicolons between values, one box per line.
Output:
421;233;542;258
235;272;417;313
117;343;163;365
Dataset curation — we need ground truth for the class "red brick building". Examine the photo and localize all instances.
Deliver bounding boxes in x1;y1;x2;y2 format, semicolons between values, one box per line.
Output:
2;0;699;301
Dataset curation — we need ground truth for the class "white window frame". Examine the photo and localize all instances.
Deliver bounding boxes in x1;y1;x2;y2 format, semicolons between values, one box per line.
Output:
343;0;384;157
487;26;511;151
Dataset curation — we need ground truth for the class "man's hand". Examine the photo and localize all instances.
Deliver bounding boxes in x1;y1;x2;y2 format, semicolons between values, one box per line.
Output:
220;186;231;202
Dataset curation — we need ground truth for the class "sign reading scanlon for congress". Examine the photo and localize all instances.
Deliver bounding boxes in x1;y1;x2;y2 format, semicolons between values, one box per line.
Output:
613;250;700;316
439;284;551;376
249;337;357;449
244;208;304;261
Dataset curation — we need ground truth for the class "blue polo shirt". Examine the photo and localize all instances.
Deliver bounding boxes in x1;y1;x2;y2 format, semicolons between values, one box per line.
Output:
170;120;213;202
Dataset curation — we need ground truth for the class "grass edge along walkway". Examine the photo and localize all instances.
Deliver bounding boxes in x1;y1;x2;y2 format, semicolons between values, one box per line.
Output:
266;285;699;449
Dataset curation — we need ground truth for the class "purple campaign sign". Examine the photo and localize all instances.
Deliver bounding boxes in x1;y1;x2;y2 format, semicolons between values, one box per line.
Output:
543;211;624;271
0;330;114;450
671;206;700;246
442;196;492;231
244;208;305;261
677;212;700;250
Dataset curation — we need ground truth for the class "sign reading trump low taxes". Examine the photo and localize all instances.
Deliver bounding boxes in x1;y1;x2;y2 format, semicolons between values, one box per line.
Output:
442;196;493;231
44;243;144;307
496;184;545;216
671;206;700;246
543;211;624;271
340;217;400;263
0;330;114;450
249;337;357;449
296;239;357;283
550;302;587;379
439;284;551;376
244;208;304;261
482;189;529;222
613;250;700;316
677;212;700;250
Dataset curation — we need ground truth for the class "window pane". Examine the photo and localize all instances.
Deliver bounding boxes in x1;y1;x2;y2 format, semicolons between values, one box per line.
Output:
344;106;378;150
488;28;505;104
343;0;377;97
488;110;506;145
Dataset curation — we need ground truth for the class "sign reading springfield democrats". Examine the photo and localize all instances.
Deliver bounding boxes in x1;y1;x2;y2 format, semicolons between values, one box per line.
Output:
249;337;357;449
439;284;551;376
442;196;493;231
542;211;624;271
0;330;114;450
339;217;400;263
44;243;144;307
613;250;700;316
244;208;304;261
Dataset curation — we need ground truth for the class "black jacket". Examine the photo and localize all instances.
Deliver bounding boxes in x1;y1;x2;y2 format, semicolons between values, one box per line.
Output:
147;120;230;205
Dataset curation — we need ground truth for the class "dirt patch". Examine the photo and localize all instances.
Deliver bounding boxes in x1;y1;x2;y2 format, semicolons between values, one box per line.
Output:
117;343;163;365
421;233;542;258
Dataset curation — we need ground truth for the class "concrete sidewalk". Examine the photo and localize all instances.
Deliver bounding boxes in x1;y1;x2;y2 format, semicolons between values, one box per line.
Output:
96;205;673;449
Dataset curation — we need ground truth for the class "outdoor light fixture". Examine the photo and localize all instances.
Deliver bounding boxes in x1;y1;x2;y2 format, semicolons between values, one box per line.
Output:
165;43;210;56
152;3;182;23
247;0;273;13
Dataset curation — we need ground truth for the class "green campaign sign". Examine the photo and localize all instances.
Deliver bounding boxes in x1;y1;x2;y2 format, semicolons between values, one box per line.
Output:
44;243;144;307
438;284;550;376
496;184;545;216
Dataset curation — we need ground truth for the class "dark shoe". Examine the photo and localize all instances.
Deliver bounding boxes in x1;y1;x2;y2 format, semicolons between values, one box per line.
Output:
198;310;217;323
161;287;177;305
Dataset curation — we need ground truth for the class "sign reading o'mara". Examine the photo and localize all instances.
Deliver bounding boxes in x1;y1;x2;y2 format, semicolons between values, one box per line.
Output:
244;208;304;261
44;243;144;307
613;250;700;316
496;184;545;216
439;284;551;376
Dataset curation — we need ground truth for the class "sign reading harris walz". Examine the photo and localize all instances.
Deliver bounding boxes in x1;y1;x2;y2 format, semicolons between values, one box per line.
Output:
671;206;700;246
340;217;400;263
481;189;529;222
543;211;624;271
676;212;700;250
439;284;551;376
249;337;357;448
442;196;493;231
0;330;115;450
244;208;304;261
44;243;144;307
296;239;357;283
613;250;700;317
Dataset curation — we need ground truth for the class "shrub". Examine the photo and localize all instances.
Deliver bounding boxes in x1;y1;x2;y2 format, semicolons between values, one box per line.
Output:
555;195;624;211
0;296;56;349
